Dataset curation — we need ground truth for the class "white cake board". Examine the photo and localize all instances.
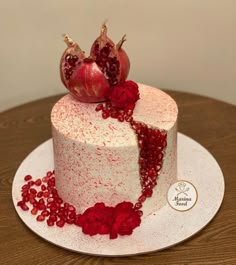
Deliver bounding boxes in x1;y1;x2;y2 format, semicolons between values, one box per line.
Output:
12;133;225;256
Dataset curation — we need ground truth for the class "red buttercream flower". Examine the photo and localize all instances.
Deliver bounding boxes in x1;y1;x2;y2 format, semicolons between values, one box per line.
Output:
108;80;140;110
75;203;113;236
110;202;142;239
75;201;142;239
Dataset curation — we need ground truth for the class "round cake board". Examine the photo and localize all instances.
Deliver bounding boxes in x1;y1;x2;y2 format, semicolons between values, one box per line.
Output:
12;133;225;256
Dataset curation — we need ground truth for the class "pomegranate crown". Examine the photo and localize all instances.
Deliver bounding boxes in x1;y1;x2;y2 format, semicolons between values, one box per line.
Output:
60;23;130;103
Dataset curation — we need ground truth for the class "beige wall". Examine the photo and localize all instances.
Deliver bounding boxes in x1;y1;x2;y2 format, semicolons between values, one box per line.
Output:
0;0;235;112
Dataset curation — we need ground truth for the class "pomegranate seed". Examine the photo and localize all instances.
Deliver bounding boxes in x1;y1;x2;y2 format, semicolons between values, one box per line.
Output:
51;189;57;195
49;204;57;212
29;188;37;194
126;109;133;116
143;188;153;197
68;205;75;212
22;190;29;197
47;197;54;203
33;202;38;208
138;195;146;203
41;184;46;191
66;219;74;224
38;204;46;210
137;210;143;217
21;184;29;191
24;196;30;202
111;112;119;118
56;219;65;228
28;180;35;186
38;198;44;204
118;115;124;122
57;212;64;219
134;202;142;210
68;212;76;219
31;207;38;215
35;179;42;186
24;175;32;181
36;215;45;222
43;191;49;198
47;171;53;177
47;219;54;226
95;103;103;111
102;111;110;119
17;201;24;207
28;194;36;202
41;210;50;217
42;176;49;183
126;115;133;122
37;191;43;198
21;204;29;211
56;198;63;204
29;198;36;205
49;215;57;222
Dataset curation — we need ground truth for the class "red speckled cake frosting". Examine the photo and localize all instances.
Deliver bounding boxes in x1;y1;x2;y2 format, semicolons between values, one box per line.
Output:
51;84;178;217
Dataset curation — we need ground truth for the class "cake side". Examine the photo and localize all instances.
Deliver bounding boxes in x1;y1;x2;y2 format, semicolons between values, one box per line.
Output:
51;84;178;217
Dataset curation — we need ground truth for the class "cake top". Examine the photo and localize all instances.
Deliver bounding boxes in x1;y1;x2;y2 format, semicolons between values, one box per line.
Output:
51;84;178;146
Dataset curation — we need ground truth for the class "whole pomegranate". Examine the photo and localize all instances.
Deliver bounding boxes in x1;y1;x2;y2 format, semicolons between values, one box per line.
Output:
60;23;130;102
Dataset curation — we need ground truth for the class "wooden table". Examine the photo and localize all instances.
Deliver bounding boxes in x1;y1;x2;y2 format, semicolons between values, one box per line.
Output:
1;91;236;265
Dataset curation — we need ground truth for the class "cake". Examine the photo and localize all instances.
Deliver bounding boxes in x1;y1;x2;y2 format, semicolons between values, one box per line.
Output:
17;23;178;239
51;84;178;218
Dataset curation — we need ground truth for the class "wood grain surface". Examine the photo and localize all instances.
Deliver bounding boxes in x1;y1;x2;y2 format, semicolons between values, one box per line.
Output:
0;90;236;265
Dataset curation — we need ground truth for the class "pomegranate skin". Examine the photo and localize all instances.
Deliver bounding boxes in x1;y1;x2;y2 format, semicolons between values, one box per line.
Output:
117;48;130;83
68;60;110;103
60;42;85;88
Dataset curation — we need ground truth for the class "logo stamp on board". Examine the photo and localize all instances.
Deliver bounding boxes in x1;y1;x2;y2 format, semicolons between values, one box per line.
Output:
167;180;198;212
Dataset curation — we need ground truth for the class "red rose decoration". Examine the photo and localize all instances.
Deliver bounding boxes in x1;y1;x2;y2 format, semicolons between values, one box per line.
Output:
109;80;140;110
75;201;142;239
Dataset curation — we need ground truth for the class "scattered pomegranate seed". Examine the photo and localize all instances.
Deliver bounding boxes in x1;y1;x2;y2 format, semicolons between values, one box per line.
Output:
31;207;38;215
138;195;146;203
28;180;35;186
102;111;110;119
24;175;32;181
21;184;29;191
47;171;53;177
56;219;65;228
21;204;29;211
37;191;43;198
29;188;37;194
47;219;54;226
43;191;49;198
41;184;46;191
41;210;50;217
17;201;24;207
42;176;50;183
49;215;57;222
134;202;142;210
95;103;103;112
36;215;45;222
35;179;42;186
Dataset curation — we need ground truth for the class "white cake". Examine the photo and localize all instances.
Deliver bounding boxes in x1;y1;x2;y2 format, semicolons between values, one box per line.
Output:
51;83;178;217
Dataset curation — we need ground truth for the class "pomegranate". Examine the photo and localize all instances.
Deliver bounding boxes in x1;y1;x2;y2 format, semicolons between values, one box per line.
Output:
90;22;130;86
60;23;130;102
